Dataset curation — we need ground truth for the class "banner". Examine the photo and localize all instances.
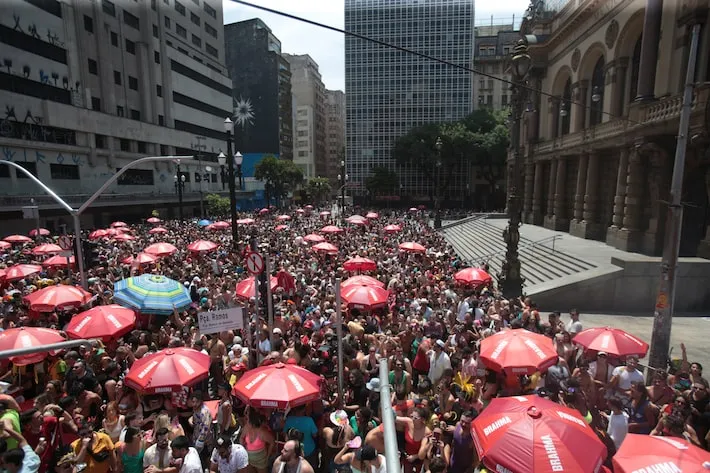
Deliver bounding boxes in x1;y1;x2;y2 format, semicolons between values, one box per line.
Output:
198;307;244;335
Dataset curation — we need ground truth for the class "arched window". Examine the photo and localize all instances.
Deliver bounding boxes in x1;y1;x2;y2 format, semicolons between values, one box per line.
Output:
629;36;642;102
561;78;571;136
589;57;605;126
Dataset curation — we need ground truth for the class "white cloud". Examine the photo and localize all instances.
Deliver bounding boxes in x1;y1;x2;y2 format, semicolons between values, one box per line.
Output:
222;0;530;91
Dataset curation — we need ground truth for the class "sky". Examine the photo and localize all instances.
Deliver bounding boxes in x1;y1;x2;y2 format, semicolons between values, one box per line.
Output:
222;0;531;91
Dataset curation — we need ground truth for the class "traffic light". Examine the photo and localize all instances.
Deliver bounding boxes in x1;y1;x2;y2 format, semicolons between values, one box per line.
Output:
82;240;100;268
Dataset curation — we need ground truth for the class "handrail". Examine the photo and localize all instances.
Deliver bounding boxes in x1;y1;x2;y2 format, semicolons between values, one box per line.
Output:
438;213;490;230
467;234;563;267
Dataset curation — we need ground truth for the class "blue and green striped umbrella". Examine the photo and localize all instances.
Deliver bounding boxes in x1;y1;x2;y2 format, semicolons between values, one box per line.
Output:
113;274;192;315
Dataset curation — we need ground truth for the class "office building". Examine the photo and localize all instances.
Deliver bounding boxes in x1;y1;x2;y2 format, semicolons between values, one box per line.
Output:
473;23;520;111
0;0;238;230
284;53;326;180
224;18;293;160
344;0;475;198
325;89;346;186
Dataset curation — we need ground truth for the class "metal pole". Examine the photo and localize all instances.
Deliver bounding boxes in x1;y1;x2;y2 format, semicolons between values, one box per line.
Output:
379;358;400;473
199;158;205;219
266;253;274;348
0;160;74;214
335;279;344;403
72;214;87;289
0;339;99;360
177;163;184;221
648;22;702;376
31;198;40;239
227;133;238;250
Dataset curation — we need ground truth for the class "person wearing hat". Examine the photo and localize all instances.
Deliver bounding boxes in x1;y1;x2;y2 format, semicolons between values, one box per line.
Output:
209;434;248;473
427;340;451;386
334;443;386;473
322;410;354;472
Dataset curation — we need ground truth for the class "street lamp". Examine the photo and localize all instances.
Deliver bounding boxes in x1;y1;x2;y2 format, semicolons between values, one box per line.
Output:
223;117;238;249
217;153;227;190
499;39;531;298
340;159;346;215
234;151;243;190
173;170;186;220
434;137;443;229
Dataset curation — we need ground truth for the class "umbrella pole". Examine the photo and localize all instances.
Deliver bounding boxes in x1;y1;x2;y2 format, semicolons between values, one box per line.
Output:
335;279;344;403
248;278;257;369
266;254;274;348
379;358;400;473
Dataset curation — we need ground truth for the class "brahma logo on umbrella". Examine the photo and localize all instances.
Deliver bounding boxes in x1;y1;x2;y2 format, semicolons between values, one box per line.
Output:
288;374;304;392
178;358;195;375
655;437;688;450
621;332;646;346
483;416;511;436
630;463;681;473
600;335;610;349
73;317;92;332
19;334;32;348
260;400;278;408
137;360;159;379
556;411;586;427
106;314;122;329
540;434;564;471
495;465;513;473
524;339;547;359
245;373;267;390
490;340;508;359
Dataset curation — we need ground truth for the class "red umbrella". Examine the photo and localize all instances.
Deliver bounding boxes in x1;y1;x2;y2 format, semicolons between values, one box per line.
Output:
319;211;331;217
303;234;325;243
384;224;402;233
31;243;63;255
67;304;137;341
613;434;710;473
366;212;379;219
187;240;219;253
0;269;5;283
296;209;305;214
472;396;607;473
4;235;33;244
111;221;128;228
233;362;322;409
312;242;339;255
5;264;42;281
259;208;270;215
479;329;558;375
454;267;493;286
398;242;426;253
88;229;109;240
342;275;385;288
341;284;389;310
275;225;289;232
122;252;158;265
346;216;368;226
237;218;255;225
235;276;278;300
343;257;377;272
42;255;76;268
276;215;291;221
114;233;136;241
0;241;11;251
572;327;649;358
147;217;162;224
125;348;210;393
275;270;296;295
148;227;169;234
28;228;50;237
144;243;178;257
24;285;94;312
305;205;314;210
409;207;418;212
321;225;344;234
0;327;66;366
210;221;230;229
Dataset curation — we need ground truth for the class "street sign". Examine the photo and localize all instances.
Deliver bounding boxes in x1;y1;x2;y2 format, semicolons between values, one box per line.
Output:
58;235;73;250
21;206;39;219
59;250;73;258
245;252;264;274
198;307;244;334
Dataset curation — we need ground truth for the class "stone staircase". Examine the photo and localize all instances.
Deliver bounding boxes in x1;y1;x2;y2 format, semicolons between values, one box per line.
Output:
441;217;597;289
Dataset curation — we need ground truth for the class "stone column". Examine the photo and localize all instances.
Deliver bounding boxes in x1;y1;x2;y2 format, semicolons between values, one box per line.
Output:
635;0;664;101
611;58;629;117
531;161;544;225
606;147;630;245
523;161;535;222
642;147;670;255
572;152;589;223
614;147;645;252
546;158;568;230
545;160;557;220
570;152;601;239
571;81;588;133
548;97;559;139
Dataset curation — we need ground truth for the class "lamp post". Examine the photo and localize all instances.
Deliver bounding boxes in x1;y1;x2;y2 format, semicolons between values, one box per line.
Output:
173;169;186;220
223;117;238;249
434;137;443;229
498;39;531;298
235;151;243;190
218;154;227;190
340;160;346;215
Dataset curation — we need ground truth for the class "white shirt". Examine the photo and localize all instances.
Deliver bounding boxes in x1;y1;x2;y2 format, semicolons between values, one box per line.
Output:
210;444;249;473
612;366;644;391
179;447;203;473
606;411;629;449
457;300;469;322
566;319;583;335
143;443;173;469
427;351;451;385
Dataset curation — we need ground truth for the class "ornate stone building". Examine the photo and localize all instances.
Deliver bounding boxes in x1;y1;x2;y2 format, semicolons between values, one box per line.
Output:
516;0;710;257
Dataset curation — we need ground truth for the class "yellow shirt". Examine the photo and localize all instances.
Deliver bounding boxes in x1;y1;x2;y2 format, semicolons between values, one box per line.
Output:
72;432;114;473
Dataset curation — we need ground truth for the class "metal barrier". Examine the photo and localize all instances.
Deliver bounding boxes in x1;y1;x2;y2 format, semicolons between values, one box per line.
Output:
467;233;564;268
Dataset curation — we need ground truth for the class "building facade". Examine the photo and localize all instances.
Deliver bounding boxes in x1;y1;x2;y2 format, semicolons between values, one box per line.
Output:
0;0;237;230
325;90;346;185
224;18;293;160
515;0;710;256
284;54;326;180
473;24;519;111
344;0;475;198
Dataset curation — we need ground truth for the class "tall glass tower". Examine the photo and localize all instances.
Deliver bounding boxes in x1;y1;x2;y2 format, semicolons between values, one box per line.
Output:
345;0;475;199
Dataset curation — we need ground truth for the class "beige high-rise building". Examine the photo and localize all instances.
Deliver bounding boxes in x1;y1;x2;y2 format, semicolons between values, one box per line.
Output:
325;90;345;186
473;24;520;111
283;54;326;181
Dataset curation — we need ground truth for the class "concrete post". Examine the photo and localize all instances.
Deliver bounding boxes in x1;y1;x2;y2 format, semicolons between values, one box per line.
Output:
531;162;544;225
635;0;664;101
583;152;599;223
572;152;589;222
610;147;629;229
546;160;557;218
615;147;645;252
523;161;534;220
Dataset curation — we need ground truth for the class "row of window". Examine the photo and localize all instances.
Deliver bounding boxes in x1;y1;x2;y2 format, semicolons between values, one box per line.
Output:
164;16;219;57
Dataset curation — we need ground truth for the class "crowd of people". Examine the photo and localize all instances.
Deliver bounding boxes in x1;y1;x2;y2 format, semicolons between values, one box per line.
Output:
0;206;708;473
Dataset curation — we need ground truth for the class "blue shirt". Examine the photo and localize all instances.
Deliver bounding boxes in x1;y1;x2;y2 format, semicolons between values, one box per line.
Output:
283;415;318;456
3;445;40;473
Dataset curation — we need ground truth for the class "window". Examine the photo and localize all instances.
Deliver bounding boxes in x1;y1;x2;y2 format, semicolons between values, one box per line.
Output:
501;94;508;106
152;24;158;38
176;24;186;38
154;51;160;63
478;46;487;55
95;134;105;148
120;138;131;151
156;84;162;96
298;151;307;157
111;31;118;46
174;0;185;15
88;58;98;75
84;15;93;33
151;0;156;10
130;109;140;120
102;0;116;16
191;34;201;47
487;95;493;106
50;163;80;180
203;1;216;18
164;16;171;28
128;76;138;90
177;46;188;55
125;39;136;54
114;70;122;85
123;10;140;30
117;168;154;185
488;47;495;55
116;106;124;117
91;96;101;111
503;46;511;55
190;12;200;25
137;141;147;153
159;115;165;126
204;23;217;38
205;43;217;58
15;162;37;179
160;144;168;154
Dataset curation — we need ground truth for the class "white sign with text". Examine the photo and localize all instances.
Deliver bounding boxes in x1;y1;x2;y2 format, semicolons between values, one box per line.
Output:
198;307;244;335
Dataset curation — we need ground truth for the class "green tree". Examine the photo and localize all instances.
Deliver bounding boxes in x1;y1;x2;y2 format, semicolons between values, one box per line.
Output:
465;109;509;204
305;177;332;204
205;193;231;217
365;166;399;197
254;155;304;206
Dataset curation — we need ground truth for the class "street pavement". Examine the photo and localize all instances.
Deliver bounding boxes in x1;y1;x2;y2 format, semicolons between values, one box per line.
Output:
565;312;710;371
